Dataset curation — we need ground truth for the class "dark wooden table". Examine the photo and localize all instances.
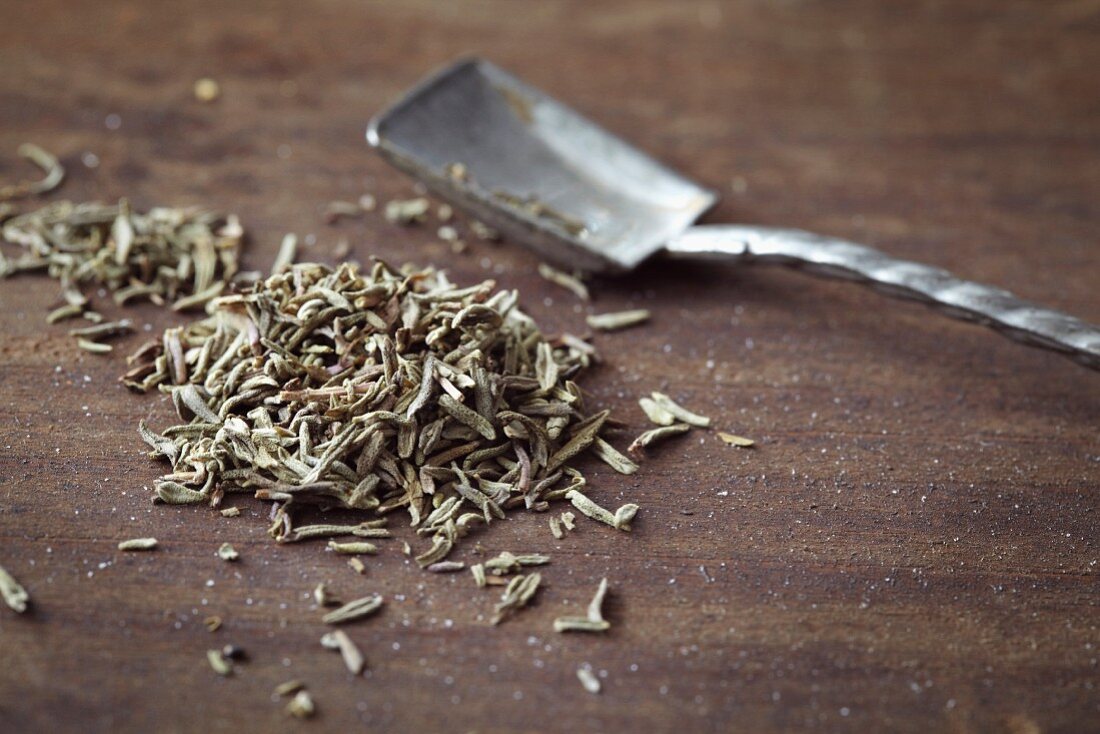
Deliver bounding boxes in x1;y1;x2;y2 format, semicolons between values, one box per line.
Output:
1;1;1097;731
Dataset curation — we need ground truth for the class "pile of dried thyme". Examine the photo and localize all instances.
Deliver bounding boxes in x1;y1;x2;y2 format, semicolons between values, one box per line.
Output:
0;199;243;351
124;260;639;568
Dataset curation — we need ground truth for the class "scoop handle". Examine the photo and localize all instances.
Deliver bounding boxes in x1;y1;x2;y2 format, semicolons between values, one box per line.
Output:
666;225;1100;371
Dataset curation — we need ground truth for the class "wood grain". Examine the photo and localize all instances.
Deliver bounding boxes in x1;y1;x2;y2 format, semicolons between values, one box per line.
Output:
0;1;1097;732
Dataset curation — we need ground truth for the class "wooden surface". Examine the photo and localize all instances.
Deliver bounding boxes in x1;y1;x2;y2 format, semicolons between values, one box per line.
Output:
1;1;1098;732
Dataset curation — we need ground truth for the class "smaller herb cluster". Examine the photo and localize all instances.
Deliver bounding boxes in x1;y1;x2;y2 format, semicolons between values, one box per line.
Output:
0;199;243;351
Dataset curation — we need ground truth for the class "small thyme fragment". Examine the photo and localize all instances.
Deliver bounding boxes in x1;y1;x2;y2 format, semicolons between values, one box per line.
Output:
0;565;29;613
322;594;384;625
565;489;638;531
118;538;158;551
327;540;378;555
718;432;755;448
0;143;64;201
271;233;297;275
491;572;541;625
554;577;611;633
638;397;676;426
384;197;430;225
649;391;710;427
321;630;365;675
484;551;550;576
274;680;305;697
220;506;240;517
324;200;364;223
193;78;220;102
577;665;601;694
285;690;315;719
538;262;589;301
203;615;222;632
592;437;639;475
217;542;239;561
207;649;233;676
313;583;339;607
629;423;691;453
77;338;112;354
585;309;650;331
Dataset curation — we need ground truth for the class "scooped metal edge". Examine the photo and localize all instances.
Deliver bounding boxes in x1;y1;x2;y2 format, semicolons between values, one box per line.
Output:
367;57;718;273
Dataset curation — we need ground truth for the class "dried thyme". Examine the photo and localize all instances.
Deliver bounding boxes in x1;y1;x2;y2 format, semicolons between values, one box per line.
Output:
0;564;29;613
118;538;158;551
384;197;430;224
285;689;315;719
649;391;710;427
321;630;365;675
483;551;550;576
217;542;239;561
577;664;601;694
322;594;384;625
193;78;220;103
1;200;242;351
553;577;610;633
207;649;233;676
585;309;650;331
718;431;754;448
638;397;676;426
0;143;64;201
126;261;633;573
274;680;306;697
327;541;378;555
491;572;541;624
566;490;638;532
629;423;691;453
537;262;589;301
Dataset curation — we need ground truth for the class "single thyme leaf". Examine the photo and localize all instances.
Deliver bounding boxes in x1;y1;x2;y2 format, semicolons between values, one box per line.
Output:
718;431;755;447
118;538;158;551
554;577;612;633
585;309;650;331
0;143;64;201
629;423;691;453
649;392;710;427
491;572;542;624
207;649;233;676
322;594;384;625
0;564;29;613
538;262;589;300
321;629;365;675
577;664;601;694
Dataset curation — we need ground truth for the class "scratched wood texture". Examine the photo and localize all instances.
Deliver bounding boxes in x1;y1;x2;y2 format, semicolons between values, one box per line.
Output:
0;1;1097;732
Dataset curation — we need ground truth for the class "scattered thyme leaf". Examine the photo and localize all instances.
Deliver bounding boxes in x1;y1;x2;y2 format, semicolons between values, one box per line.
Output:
585;309;650;331
321;594;384;625
118;538;158;551
0;143;64;201
650;392;710;427
0;564;29;613
577;664;601;694
718;432;755;448
538;262;589;301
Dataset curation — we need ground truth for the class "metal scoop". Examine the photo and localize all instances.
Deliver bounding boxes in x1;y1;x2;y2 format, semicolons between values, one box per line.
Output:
368;58;1100;370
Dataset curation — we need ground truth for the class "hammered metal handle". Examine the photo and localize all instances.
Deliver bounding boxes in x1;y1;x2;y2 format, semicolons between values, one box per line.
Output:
667;225;1100;370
